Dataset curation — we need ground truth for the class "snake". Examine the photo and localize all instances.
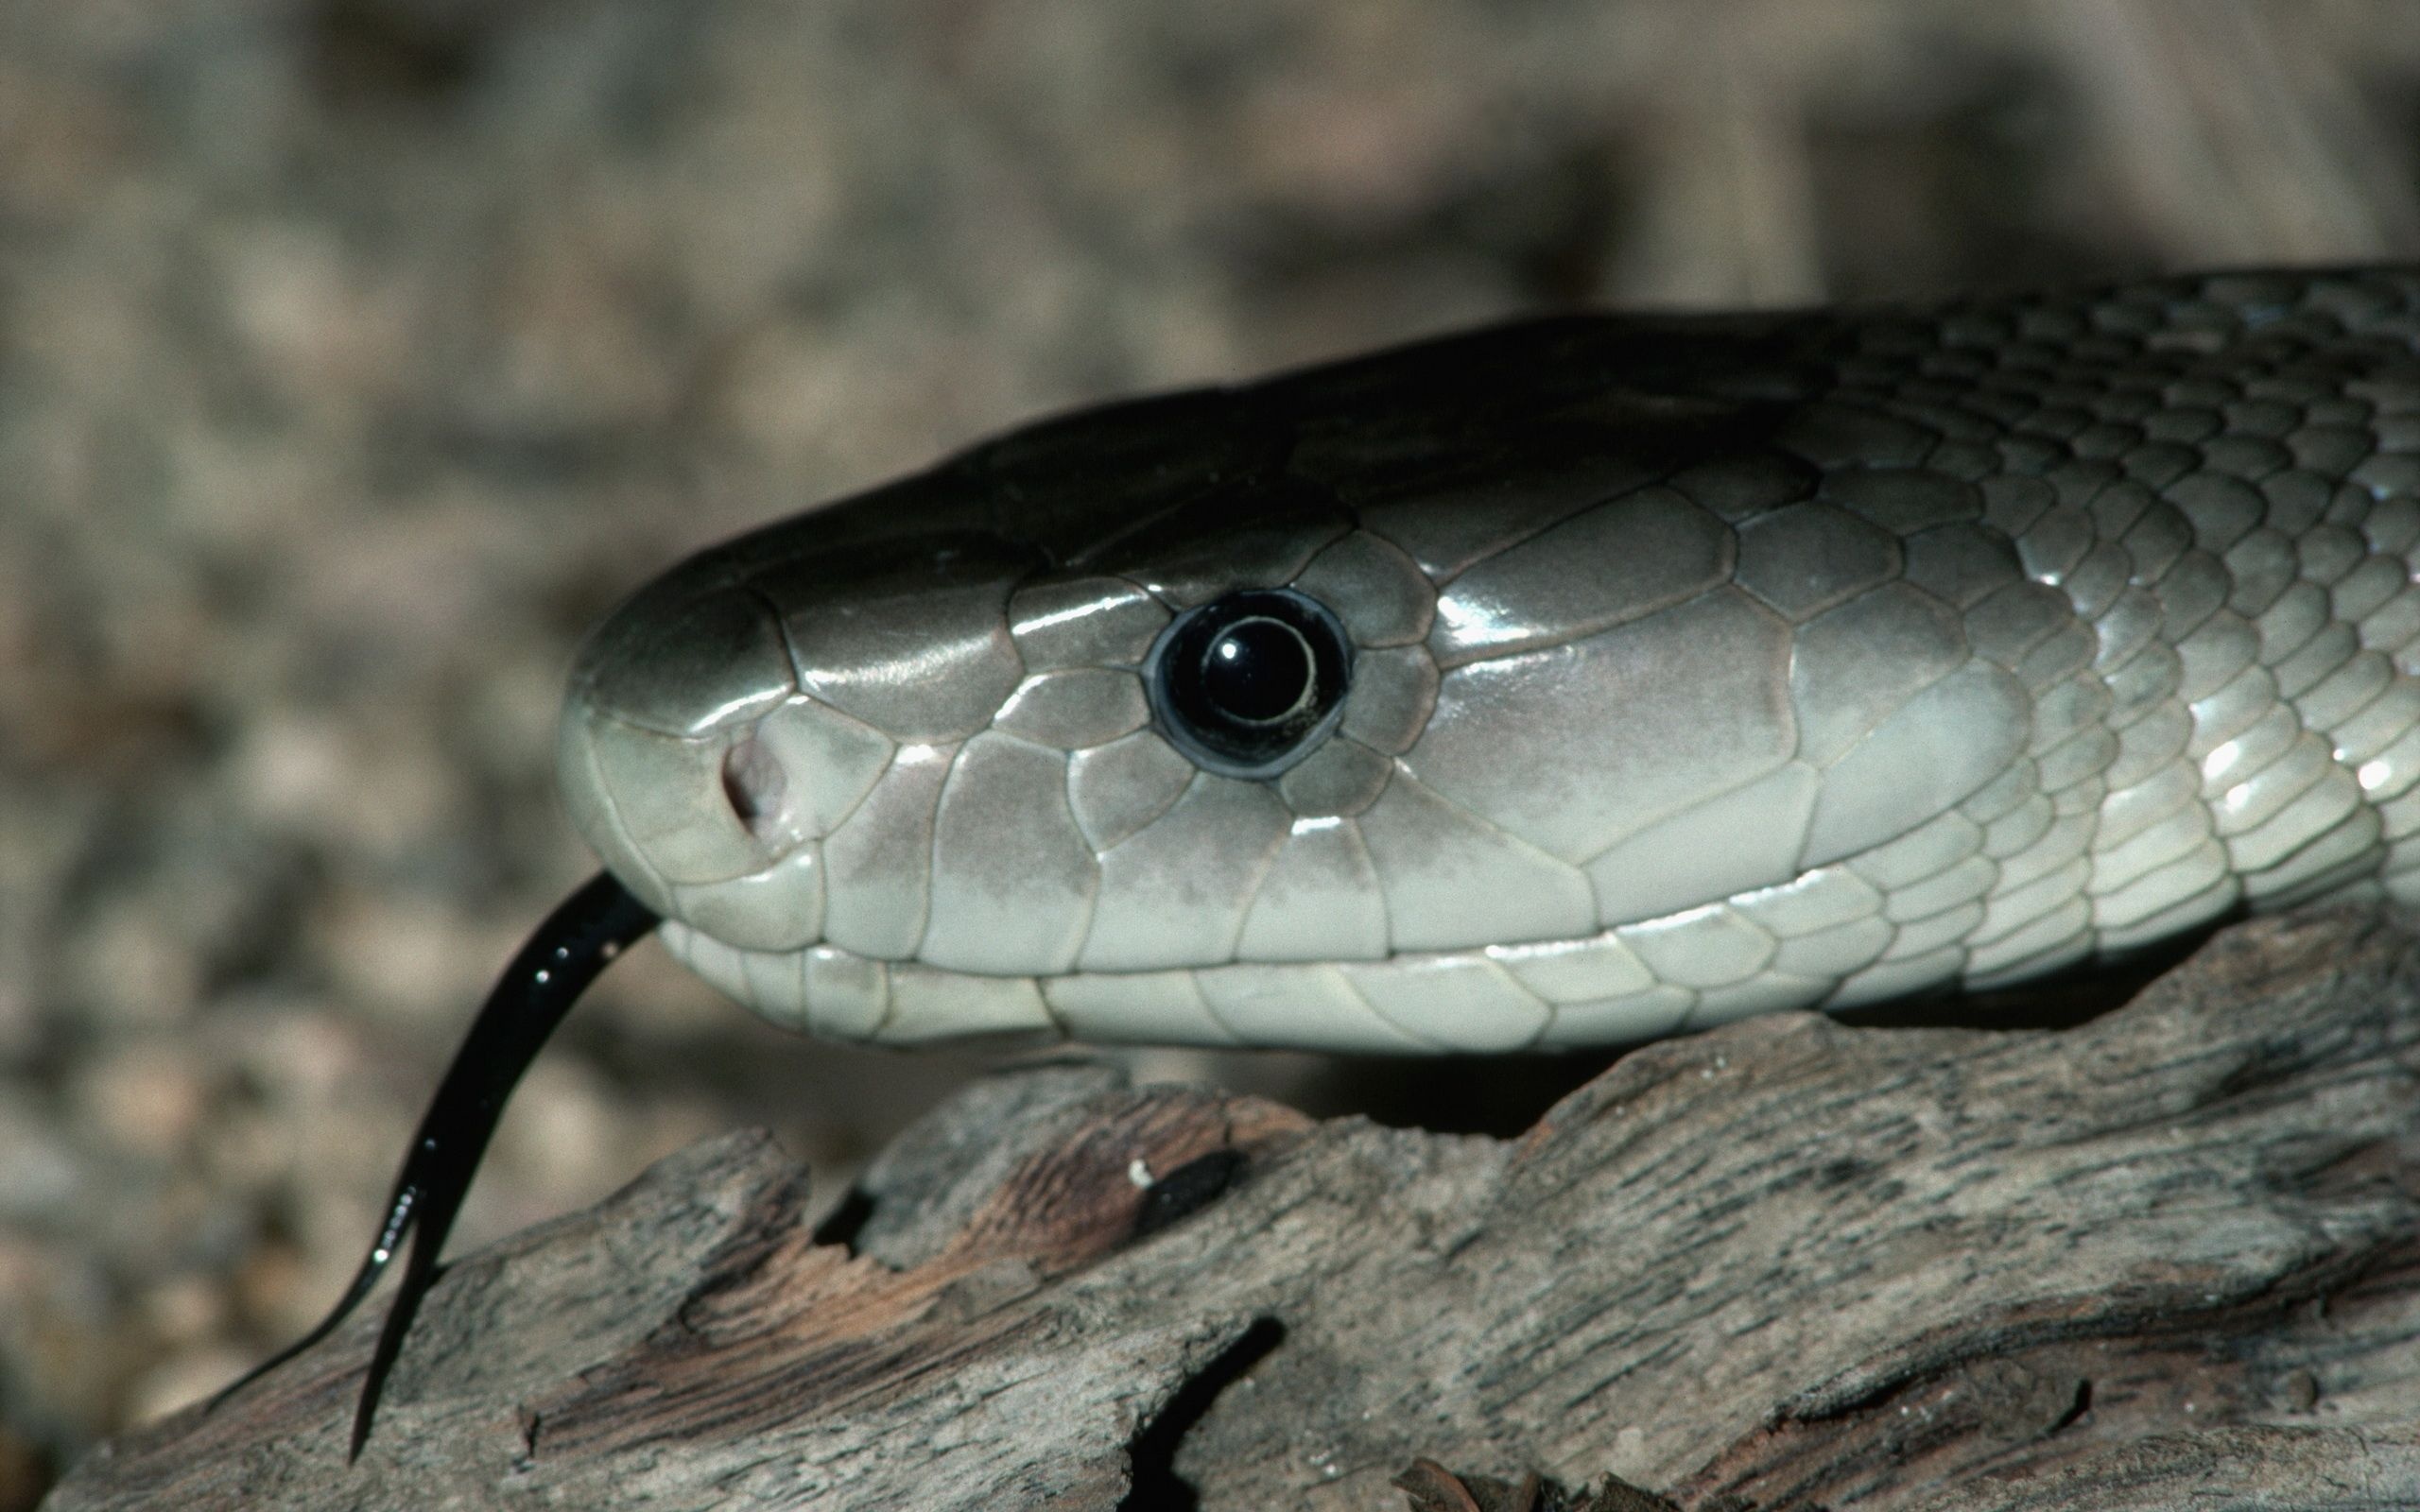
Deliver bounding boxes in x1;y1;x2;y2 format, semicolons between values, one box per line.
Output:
218;266;2420;1454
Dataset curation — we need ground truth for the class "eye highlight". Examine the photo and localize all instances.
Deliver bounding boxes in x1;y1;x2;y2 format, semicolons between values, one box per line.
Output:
1147;588;1353;778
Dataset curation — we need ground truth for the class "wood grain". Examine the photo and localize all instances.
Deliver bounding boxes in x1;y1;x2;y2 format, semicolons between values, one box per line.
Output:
48;908;2420;1510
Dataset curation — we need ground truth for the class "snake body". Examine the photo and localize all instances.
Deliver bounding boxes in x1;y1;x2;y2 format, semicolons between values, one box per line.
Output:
558;268;2420;1055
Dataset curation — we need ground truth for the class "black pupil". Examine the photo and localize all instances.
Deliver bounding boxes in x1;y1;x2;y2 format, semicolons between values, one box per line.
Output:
1147;587;1352;778
1201;617;1312;723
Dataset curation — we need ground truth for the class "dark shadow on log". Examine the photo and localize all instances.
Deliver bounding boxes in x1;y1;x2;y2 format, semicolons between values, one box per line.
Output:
46;907;2420;1511
1118;1317;1286;1512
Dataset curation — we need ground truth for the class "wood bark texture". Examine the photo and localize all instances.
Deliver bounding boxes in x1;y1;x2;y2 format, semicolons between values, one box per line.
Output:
46;907;2420;1511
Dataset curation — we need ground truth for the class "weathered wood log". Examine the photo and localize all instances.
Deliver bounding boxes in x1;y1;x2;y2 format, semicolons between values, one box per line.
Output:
46;907;2420;1511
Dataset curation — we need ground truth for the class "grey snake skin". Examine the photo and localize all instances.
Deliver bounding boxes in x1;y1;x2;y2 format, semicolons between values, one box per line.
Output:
555;267;2420;1054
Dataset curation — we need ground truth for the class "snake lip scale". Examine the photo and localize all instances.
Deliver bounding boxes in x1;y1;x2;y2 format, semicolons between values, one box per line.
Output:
216;266;2420;1455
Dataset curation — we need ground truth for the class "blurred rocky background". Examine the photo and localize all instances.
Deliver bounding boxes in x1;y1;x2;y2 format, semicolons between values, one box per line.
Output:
5;1;2420;1503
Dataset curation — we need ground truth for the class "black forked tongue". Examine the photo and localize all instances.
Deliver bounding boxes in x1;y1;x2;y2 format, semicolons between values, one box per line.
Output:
208;870;660;1460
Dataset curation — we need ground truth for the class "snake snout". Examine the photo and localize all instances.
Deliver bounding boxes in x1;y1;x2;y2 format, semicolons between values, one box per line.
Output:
557;574;808;908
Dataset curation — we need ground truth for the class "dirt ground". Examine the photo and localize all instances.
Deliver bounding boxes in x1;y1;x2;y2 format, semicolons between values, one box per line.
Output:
5;2;2420;1504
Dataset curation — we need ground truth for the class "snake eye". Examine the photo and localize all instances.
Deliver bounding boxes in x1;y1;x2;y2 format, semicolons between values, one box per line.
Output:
1147;588;1353;778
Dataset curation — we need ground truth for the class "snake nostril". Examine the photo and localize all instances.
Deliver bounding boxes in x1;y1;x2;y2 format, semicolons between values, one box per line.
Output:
719;735;788;839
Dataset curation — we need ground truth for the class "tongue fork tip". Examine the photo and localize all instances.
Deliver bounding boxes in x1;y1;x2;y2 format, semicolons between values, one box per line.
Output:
206;870;659;1461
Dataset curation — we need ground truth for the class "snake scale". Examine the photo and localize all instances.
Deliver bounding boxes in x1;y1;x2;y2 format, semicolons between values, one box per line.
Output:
229;266;2420;1450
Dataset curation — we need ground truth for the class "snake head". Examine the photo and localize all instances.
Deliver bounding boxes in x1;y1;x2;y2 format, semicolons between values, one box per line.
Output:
555;404;1454;1049
562;322;2061;1055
